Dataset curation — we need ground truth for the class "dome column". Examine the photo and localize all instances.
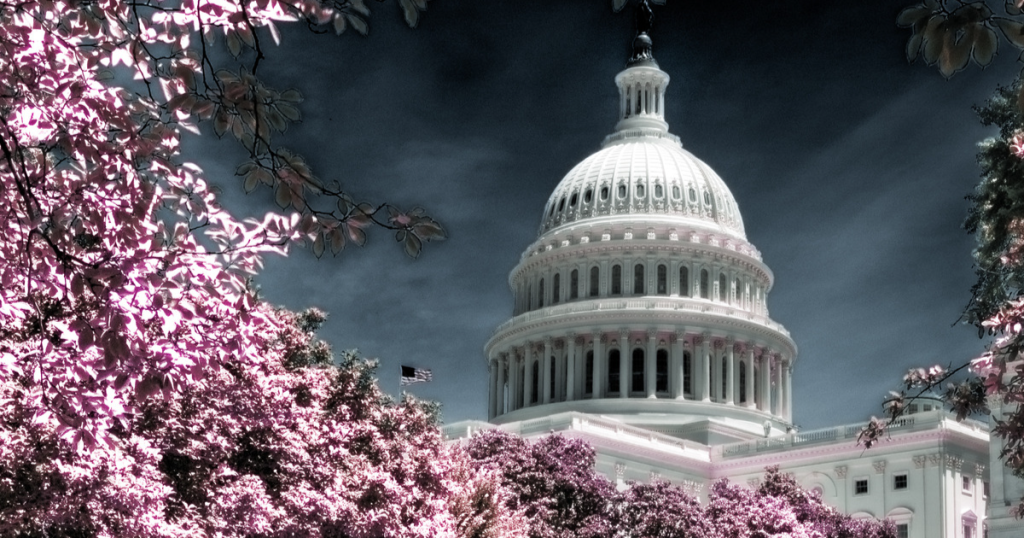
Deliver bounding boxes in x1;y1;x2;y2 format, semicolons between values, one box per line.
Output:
591;331;604;398
645;330;657;398
619;329;630;398
524;344;535;407
725;338;735;405
511;348;522;411
784;359;793;422
744;347;755;408
566;334;577;402
542;338;553;405
772;354;783;416
700;333;711;402
671;332;684;399
497;353;507;416
488;356;498;419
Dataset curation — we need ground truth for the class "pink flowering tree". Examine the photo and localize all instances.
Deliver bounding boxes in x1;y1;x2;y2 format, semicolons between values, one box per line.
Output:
1;307;527;536
465;431;894;538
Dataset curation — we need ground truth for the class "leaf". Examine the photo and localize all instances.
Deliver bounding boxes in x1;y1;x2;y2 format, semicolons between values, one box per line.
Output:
974;26;998;65
898;5;936;27
612;0;628;12
923;15;947;63
244;172;259;193
214;108;230;137
281;89;303;103
350;0;371;16
328;228;345;254
346;13;368;35
939;32;971;77
403;232;422;258
333;14;346;35
227;32;242;58
1009;0;1022;16
277;102;301;121
275;184;291;208
347;224;366;246
412;220;446;241
997;18;1024;48
1017;84;1024;114
907;31;924;62
400;0;420;27
312;231;325;258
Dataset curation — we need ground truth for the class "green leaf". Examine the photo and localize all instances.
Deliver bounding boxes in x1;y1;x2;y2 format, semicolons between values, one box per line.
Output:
907;31;924;62
974;26;998;65
333;14;346;35
403;233;422;258
898;5;936;27
1008;0;1022;16
346;13;368;35
243;172;259;193
612;0;628;12
350;0;371;16
328;228;345;254
412;220;446;241
923;15;948;63
939;33;971;77
227;32;242;58
996;18;1024;48
347;224;366;246
400;0;419;28
275;184;291;208
312;231;325;258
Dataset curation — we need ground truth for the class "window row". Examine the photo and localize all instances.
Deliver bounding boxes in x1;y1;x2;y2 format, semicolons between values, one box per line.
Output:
516;262;764;315
545;182;716;222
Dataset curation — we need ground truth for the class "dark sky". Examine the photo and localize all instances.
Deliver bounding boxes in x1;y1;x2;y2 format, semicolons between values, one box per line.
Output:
187;1;1014;430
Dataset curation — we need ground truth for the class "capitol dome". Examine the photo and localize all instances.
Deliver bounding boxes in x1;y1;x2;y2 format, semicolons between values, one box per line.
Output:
484;30;797;445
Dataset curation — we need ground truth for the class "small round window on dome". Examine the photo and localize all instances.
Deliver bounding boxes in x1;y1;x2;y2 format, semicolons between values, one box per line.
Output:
636;184;644;198
688;188;696;202
618;185;626;198
558;197;565;211
570;193;578;207
584;189;593;203
600;186;609;200
704;191;711;205
672;186;680;199
655;184;663;198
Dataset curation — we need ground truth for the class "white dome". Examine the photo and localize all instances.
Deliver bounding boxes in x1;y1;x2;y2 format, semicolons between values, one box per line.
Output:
539;133;746;240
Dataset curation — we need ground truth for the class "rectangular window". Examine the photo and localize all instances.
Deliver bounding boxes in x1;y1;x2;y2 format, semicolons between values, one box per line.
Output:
964;524;974;538
983;481;990;499
854;479;868;495
962;475;973;494
896;524;909;538
894;473;908;490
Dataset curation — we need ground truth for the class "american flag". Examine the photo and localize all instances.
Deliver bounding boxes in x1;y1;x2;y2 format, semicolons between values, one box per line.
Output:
400;365;432;386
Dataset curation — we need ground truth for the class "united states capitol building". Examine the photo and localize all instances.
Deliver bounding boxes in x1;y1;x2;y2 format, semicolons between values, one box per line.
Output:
443;18;1023;538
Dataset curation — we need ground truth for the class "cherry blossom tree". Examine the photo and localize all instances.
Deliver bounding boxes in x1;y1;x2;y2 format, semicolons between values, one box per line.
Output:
465;431;894;538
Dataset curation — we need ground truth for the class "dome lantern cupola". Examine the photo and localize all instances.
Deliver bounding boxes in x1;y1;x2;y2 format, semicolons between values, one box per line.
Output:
614;0;669;135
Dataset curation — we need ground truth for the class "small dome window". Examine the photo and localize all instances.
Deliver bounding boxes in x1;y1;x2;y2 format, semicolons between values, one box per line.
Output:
548;204;555;217
618;184;626;198
636;184;645;198
600;186;609;200
688;188;696;202
672;186;680;199
655;184;663;198
558;197;565;211
704;192;711;205
570;192;578;207
584;189;593;203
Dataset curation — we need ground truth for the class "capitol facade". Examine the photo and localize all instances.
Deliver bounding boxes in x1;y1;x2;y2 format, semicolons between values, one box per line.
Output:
445;19;1023;538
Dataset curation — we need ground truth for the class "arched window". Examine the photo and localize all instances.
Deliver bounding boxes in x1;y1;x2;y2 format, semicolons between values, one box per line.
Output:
688;187;696;202
558;197;565;211
655;184;663;198
636;184;644;198
735;278;742;306
672;185;680;199
527;283;532;310
585;351;594;395
570;269;579;300
584;189;593;204
633;263;645;295
631;348;645;393
531;360;539;404
608;349;621;394
679;266;690;297
618;184;626;198
589;267;599;297
601;186;609;200
552;273;560;305
704;191;711;205
718;274;727;302
657;264;667;295
538;278;545;308
569;193;578;207
611;265;622;295
656;349;668;392
739;362;747;403
700;269;710;298
683;351;692;396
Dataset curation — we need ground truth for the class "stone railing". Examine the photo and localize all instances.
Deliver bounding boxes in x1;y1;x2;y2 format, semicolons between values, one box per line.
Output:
710;410;987;460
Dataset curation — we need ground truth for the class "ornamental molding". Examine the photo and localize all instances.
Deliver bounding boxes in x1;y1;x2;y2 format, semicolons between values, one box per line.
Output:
946;456;963;471
928;454;943;467
872;461;887;474
747;477;760;488
913;455;927;469
615;463;626;479
835;466;848;479
974;463;985;475
649;470;661;482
